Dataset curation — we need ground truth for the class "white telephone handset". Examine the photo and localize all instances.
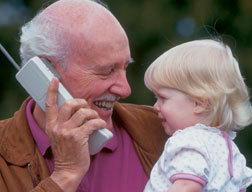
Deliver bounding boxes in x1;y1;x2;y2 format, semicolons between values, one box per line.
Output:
0;44;113;155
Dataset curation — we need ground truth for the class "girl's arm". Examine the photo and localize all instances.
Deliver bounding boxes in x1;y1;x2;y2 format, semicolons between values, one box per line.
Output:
167;179;202;192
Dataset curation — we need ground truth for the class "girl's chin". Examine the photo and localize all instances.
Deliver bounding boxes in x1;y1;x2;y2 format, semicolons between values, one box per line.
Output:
161;121;167;128
162;124;174;136
164;129;172;136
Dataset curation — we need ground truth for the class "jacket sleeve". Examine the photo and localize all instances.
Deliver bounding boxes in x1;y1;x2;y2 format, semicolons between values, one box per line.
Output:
31;178;63;192
0;156;63;192
113;103;168;177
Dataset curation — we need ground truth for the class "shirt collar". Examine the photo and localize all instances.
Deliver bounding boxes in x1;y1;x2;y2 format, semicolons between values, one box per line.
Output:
26;99;50;156
103;123;118;151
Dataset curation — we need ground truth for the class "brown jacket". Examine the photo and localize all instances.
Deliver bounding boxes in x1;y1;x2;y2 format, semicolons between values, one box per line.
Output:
0;99;167;192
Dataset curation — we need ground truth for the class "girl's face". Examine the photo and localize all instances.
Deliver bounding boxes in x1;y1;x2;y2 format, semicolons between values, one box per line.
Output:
153;87;201;135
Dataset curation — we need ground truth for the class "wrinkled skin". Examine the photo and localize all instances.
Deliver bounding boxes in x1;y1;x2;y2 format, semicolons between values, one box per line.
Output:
31;0;132;191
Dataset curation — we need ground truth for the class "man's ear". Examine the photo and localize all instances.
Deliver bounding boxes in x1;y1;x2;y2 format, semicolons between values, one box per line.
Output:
193;98;209;114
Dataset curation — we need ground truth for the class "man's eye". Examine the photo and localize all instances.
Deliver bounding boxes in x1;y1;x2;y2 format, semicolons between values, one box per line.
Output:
97;68;114;76
103;68;114;75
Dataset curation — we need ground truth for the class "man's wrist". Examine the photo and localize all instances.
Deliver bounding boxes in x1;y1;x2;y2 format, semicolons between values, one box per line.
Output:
50;170;84;192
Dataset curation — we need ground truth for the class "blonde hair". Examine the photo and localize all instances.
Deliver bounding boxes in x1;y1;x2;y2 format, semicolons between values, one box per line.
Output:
144;39;252;132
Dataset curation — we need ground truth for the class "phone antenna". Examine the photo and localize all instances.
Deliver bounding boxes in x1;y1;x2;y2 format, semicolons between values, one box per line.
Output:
0;43;20;70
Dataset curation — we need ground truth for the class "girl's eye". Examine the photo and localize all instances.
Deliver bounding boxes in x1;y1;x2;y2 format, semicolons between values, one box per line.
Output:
155;95;164;102
154;95;160;100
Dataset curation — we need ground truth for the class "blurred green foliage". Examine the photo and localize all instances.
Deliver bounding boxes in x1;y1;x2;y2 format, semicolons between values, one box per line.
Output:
0;0;251;190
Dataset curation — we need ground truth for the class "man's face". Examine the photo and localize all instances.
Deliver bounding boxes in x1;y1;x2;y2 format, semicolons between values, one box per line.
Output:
54;26;132;130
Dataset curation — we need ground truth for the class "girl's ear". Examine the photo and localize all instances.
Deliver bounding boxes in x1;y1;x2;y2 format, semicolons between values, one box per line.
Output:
193;98;209;114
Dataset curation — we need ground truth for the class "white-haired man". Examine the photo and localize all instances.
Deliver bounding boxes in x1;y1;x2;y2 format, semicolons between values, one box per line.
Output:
0;0;167;191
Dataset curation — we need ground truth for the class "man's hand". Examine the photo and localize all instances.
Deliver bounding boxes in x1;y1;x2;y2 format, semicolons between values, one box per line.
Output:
45;78;106;192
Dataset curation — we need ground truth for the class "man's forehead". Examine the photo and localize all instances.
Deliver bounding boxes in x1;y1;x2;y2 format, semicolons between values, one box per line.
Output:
88;57;134;69
72;54;131;72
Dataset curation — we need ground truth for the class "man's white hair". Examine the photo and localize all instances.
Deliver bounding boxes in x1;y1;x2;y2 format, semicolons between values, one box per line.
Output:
19;0;108;68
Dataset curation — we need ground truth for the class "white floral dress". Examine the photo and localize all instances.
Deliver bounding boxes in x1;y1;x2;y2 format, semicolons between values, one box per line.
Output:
144;124;252;192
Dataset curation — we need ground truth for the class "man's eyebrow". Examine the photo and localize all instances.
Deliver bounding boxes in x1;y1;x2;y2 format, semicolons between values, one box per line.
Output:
128;57;135;64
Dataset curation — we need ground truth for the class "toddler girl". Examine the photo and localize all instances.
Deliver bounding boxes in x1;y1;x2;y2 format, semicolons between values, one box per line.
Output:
144;39;252;192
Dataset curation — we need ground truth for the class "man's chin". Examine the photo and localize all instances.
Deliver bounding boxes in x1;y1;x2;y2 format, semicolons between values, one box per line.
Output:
92;105;114;127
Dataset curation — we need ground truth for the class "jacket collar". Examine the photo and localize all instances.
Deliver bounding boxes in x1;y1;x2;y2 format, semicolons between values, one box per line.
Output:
0;98;36;166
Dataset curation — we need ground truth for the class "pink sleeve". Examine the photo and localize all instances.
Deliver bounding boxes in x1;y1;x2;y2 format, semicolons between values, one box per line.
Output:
170;173;206;186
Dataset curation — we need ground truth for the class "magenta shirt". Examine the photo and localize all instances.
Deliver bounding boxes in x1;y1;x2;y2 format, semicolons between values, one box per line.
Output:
26;99;148;192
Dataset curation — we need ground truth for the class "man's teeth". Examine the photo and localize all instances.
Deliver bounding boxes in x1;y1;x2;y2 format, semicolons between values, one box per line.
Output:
94;101;114;109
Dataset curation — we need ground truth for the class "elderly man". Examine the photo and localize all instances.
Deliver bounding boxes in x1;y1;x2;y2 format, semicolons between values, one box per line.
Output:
0;0;167;191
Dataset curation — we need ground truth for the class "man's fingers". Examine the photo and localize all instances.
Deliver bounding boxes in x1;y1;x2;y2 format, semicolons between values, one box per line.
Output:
45;78;59;122
66;108;99;128
79;119;107;134
58;99;88;122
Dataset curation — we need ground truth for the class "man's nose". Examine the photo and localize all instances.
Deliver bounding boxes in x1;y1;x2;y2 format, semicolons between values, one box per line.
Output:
110;70;131;98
